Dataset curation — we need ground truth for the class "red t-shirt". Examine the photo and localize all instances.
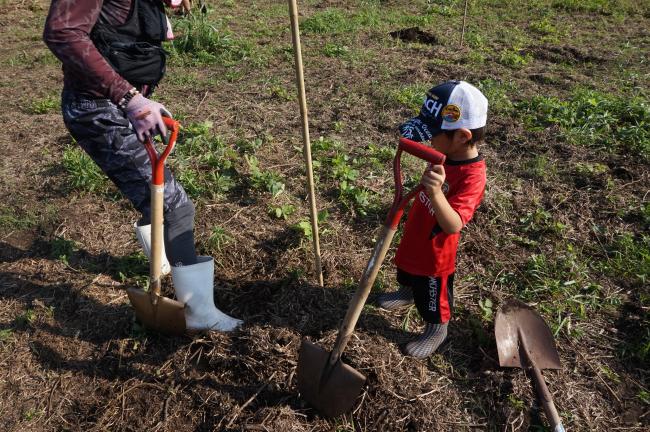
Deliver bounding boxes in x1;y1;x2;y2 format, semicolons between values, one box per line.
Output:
394;155;486;277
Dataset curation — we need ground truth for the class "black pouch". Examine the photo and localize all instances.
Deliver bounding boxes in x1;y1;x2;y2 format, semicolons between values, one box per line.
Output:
107;42;167;86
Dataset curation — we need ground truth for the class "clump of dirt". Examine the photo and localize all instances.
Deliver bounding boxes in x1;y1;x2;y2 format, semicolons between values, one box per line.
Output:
532;45;609;64
390;27;438;45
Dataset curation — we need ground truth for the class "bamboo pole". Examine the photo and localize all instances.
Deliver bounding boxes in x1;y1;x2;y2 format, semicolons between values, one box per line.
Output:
287;0;324;287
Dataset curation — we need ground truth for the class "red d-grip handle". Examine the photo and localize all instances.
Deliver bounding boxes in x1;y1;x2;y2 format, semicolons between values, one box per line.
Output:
144;117;180;186
385;138;446;229
398;137;446;165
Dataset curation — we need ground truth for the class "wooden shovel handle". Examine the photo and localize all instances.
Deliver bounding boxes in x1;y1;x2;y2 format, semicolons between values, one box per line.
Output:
520;333;565;431
328;225;396;365
530;363;565;431
143;117;179;298
149;183;164;298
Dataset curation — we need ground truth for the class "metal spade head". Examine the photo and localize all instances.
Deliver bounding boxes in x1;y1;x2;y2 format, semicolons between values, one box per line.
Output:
127;288;186;336
495;299;561;370
297;340;366;418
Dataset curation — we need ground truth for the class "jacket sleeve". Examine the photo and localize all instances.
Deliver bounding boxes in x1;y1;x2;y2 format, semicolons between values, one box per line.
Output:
43;0;133;104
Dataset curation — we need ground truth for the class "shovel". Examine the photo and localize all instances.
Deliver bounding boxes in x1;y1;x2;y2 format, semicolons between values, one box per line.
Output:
297;137;446;417
495;299;566;432
127;117;186;336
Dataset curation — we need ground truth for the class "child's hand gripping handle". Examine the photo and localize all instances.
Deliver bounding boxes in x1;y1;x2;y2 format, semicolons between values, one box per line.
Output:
143;117;180;186
398;137;446;165
384;138;446;229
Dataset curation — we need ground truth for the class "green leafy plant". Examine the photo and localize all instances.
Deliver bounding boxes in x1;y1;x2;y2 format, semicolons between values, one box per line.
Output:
291;210;329;240
388;84;428;113
49;236;77;264
16;309;36;327
173;121;239;198
499;49;532;69
478;298;493;322
519;208;566;236
269;204;295;220
322;43;351;58
245;155;285;198
208;226;232;252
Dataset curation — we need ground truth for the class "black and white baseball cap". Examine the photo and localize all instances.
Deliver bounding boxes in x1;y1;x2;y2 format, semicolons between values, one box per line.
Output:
399;80;488;142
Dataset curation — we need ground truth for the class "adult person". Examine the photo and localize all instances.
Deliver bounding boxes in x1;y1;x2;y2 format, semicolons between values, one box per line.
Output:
43;0;242;332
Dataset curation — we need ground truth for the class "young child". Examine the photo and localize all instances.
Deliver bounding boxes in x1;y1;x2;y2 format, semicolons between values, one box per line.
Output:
377;80;488;358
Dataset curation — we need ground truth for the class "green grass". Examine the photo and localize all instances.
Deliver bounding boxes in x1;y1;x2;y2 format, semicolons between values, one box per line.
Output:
387;84;429;113
28;96;59;114
0;329;13;343
0;206;37;230
300;3;434;36
517;89;650;159
207;226;232;253
550;0;642;14
499;242;621;337
62;146;110;194
169;14;256;66
600;232;649;286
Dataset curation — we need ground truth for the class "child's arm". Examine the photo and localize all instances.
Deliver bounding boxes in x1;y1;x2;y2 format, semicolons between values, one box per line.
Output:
421;166;463;234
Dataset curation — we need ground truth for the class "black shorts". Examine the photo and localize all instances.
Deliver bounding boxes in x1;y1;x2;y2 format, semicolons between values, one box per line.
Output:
397;269;455;324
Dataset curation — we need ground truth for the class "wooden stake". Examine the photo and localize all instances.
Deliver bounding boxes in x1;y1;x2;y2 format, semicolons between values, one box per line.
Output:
460;0;469;48
287;0;324;287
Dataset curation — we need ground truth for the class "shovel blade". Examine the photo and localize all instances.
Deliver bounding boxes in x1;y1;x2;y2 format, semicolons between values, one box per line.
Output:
127;287;186;336
495;299;561;370
297;340;366;418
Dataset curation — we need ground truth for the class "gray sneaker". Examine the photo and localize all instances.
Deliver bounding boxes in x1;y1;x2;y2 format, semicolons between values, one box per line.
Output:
404;322;448;359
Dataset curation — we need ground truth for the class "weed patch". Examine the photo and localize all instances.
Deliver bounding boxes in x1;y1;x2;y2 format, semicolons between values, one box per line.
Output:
0;206;37;230
501;244;621;337
169;15;255;66
62;146;110;194
599;232;649;286
172;121;238;199
28;96;59;114
517;89;650;159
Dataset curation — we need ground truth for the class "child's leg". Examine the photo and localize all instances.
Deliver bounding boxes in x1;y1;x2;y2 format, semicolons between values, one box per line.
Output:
404;273;455;358
375;268;417;310
376;285;414;310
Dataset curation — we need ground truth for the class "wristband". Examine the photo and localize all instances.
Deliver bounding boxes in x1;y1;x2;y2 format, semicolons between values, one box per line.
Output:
118;88;140;110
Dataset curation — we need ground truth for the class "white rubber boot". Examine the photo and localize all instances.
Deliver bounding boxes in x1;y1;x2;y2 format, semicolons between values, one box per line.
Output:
172;256;243;332
134;222;171;276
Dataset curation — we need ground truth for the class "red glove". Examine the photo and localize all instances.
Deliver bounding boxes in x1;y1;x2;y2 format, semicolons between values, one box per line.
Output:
124;94;172;142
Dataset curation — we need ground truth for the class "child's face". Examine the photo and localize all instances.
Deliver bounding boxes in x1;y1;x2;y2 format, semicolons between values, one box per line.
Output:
429;129;471;155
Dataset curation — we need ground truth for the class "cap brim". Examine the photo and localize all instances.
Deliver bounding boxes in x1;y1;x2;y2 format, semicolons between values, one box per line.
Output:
399;117;440;142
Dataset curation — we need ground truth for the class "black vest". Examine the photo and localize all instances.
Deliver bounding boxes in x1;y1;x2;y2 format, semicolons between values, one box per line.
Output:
91;0;168;91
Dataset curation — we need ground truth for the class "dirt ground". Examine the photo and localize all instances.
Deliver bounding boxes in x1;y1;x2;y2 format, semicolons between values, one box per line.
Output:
0;0;648;431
